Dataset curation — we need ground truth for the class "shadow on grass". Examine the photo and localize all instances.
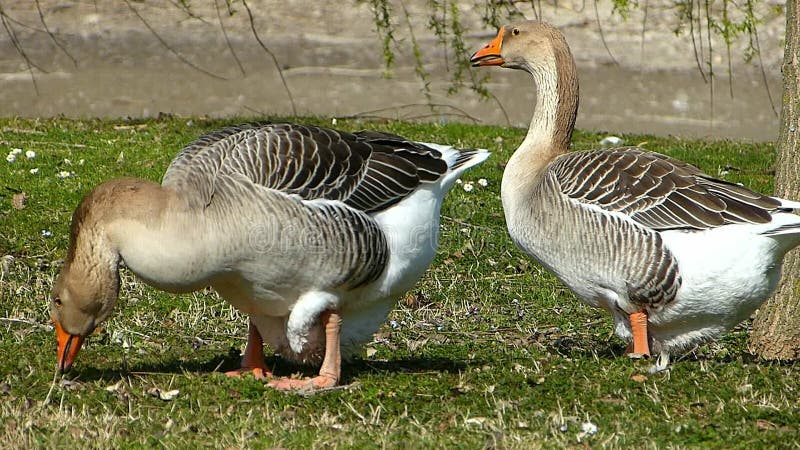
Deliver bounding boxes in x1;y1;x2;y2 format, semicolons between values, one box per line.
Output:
64;349;472;385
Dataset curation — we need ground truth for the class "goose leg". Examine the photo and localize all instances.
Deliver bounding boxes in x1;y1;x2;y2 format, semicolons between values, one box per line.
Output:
225;321;271;380
627;311;651;358
268;310;342;391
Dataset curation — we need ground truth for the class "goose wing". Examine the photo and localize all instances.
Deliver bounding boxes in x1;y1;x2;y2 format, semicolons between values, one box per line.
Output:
162;123;449;213
550;147;781;230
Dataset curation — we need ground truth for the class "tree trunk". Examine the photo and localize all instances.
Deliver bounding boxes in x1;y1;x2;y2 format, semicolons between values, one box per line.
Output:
749;0;800;359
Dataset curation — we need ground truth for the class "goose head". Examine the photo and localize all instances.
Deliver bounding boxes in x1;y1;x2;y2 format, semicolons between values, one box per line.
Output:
470;21;574;77
50;179;155;373
51;258;120;374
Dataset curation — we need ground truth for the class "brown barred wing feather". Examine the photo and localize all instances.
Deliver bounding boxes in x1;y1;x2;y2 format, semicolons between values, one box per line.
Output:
551;147;781;231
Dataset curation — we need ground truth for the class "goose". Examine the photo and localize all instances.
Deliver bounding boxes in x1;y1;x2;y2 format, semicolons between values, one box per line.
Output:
470;21;800;371
51;122;489;390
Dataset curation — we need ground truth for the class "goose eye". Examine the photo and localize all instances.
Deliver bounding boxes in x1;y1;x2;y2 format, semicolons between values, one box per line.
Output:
512;28;520;36
53;297;62;307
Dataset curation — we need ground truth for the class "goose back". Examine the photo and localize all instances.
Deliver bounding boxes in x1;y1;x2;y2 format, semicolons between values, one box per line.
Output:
162;123;451;213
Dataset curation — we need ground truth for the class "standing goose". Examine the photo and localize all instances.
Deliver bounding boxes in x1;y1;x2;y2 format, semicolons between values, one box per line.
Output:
471;21;800;371
51;122;489;390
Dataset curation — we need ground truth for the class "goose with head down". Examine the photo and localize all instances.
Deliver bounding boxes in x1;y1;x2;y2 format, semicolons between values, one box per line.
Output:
51;122;489;390
471;21;800;371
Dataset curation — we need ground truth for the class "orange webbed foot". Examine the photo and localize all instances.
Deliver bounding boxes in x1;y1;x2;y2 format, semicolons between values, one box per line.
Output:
225;367;272;380
267;374;337;391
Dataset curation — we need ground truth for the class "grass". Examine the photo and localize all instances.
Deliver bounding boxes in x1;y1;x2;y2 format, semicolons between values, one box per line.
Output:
1;116;798;448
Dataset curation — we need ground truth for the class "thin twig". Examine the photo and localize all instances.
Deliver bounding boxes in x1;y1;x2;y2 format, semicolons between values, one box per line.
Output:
35;0;77;67
0;140;95;148
214;0;245;76
748;0;778;117
687;0;708;82
167;0;212;25
341;102;482;123
703;0;714;128
241;0;297;115
0;5;42;95
42;366;59;407
399;0;433;106
723;0;734;98
487;91;511;126
0;317;48;328
530;0;540;21
122;0;227;80
593;0;619;66
640;0;648;74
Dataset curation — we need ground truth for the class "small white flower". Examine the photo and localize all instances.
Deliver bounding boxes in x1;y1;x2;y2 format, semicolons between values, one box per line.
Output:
581;421;598;435
25;150;36;159
455;178;463;184
63;158;72;165
6;153;16;163
29;168;39;175
78;159;85;166
41;230;53;238
11;148;22;155
56;170;72;179
477;178;488;187
331;118;338;126
463;183;474;192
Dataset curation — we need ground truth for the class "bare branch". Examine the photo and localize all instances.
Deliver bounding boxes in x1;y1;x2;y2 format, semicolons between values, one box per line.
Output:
338;103;482;123
214;0;245;76
122;0;228;80
687;0;708;82
240;0;297;115
168;0;213;25
593;0;619;66
747;0;778;118
35;0;77;68
703;0;714;126
639;0;648;74
0;4;42;95
399;0;433;106
722;0;733;98
488;91;511;126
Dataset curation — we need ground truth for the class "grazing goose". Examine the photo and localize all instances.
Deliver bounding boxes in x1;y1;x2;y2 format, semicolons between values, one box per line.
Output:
471;21;800;371
51;122;489;390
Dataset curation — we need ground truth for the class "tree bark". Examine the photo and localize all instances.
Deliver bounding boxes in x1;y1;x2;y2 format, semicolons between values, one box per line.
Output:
749;0;800;359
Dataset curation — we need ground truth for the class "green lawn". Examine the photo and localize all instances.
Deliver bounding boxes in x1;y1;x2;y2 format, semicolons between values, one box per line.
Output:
1;117;797;448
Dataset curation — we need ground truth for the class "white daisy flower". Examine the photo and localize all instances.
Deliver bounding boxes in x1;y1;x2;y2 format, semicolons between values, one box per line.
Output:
29;168;39;175
78;159;85;166
11;148;22;155
25;150;36;159
477;178;489;187
63;158;72;165
56;170;72;179
463;183;474;192
41;230;53;238
6;153;16;163
455;178;463;184
581;421;598;435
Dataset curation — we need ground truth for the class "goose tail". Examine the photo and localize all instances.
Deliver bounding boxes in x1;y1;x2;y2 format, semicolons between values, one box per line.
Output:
417;142;490;187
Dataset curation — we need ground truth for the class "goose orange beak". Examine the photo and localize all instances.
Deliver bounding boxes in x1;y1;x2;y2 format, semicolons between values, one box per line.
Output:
55;319;85;374
471;27;505;66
